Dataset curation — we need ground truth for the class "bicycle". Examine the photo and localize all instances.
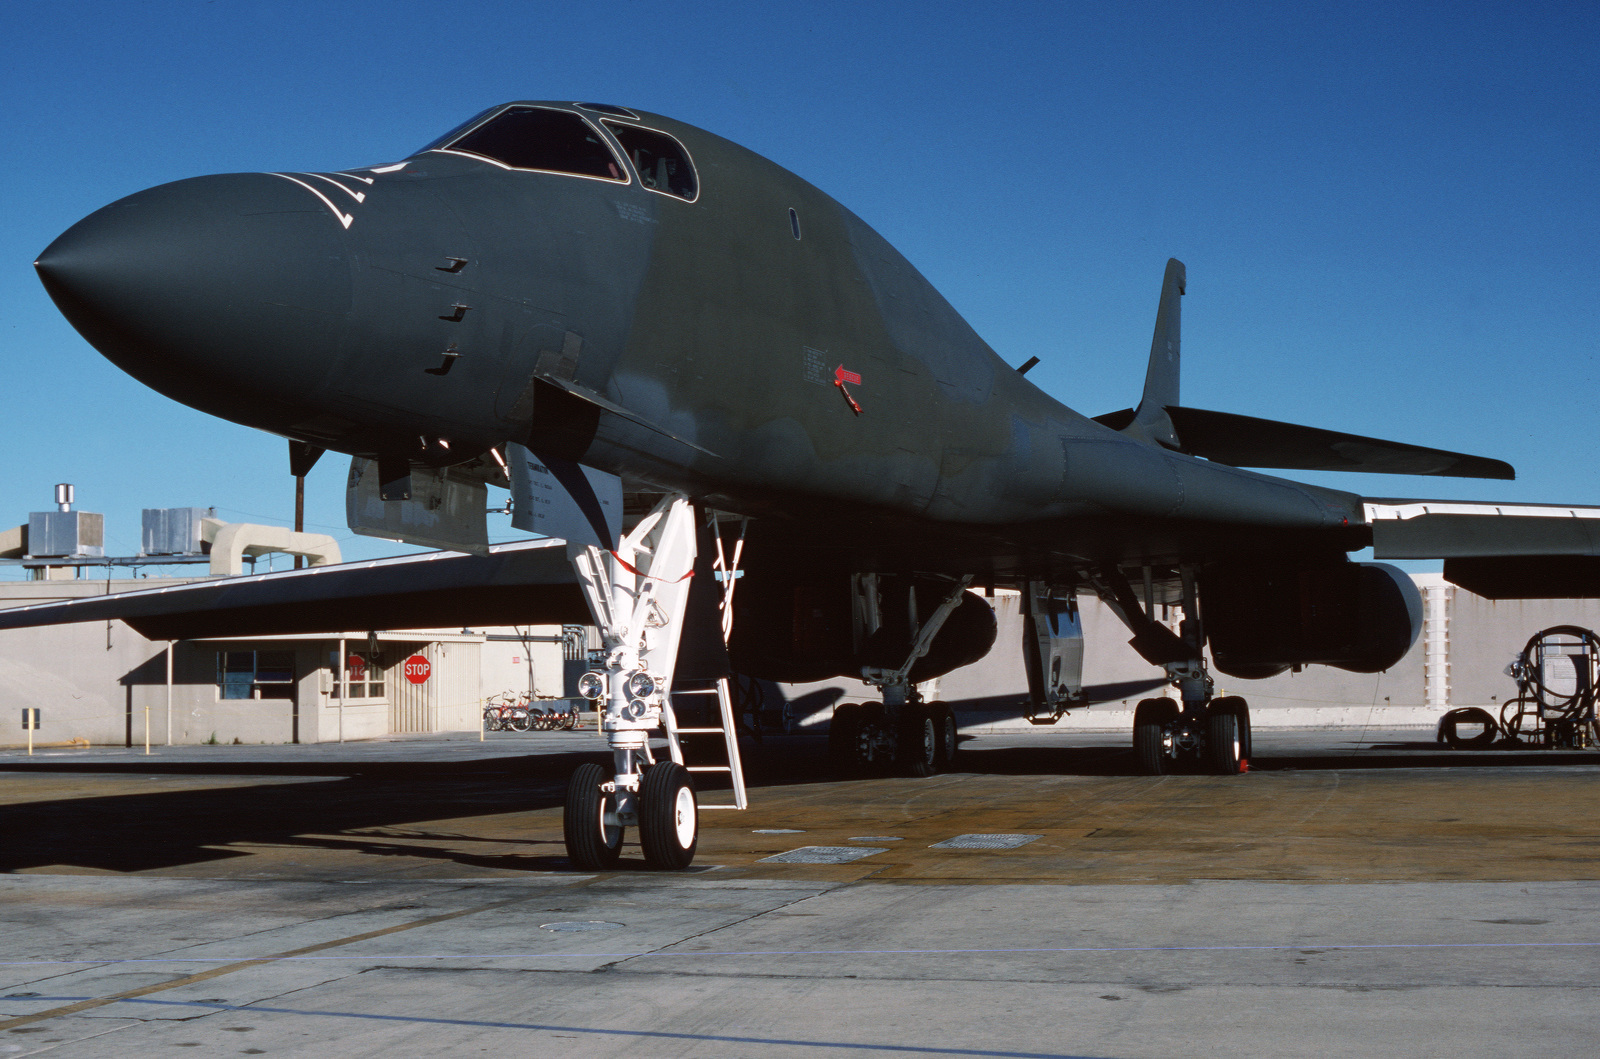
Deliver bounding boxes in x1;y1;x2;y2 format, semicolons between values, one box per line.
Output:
483;693;531;732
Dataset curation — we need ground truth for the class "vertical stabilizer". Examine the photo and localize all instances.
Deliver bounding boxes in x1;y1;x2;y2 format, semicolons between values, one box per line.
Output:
1132;258;1185;448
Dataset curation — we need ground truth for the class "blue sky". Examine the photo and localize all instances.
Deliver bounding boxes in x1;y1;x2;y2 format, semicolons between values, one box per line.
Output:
2;0;1596;575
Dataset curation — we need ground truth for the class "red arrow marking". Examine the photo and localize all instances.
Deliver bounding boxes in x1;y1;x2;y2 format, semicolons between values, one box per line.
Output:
834;365;862;386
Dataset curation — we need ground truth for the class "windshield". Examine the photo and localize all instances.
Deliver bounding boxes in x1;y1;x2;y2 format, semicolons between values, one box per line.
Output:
436;106;626;182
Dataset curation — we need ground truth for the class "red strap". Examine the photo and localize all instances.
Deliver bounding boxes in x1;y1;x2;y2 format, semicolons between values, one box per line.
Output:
611;551;696;583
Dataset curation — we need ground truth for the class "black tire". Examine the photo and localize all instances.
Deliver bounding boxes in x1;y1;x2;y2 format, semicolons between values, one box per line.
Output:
857;704;888;773
638;760;698;870
1211;696;1252;767
1205;699;1245;775
1133;698;1176;775
828;703;862;775
509;708;531;732
563;762;622;870
932;700;958;769
900;704;939;777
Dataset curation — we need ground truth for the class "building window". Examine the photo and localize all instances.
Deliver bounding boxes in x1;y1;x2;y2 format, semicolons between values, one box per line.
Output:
217;650;296;700
330;649;386;700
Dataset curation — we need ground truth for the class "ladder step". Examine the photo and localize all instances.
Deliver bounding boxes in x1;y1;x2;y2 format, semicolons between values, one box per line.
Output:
660;675;748;811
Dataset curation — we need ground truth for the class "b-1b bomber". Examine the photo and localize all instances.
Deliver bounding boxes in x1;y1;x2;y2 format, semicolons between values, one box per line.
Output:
16;100;1600;869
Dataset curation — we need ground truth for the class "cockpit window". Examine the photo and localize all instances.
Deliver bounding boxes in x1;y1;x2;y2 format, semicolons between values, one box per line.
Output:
603;121;698;201
576;102;639;118
438;106;626;182
414;107;500;155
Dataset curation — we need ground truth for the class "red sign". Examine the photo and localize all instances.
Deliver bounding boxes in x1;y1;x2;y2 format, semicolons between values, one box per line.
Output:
403;654;432;685
346;653;366;681
834;364;862;386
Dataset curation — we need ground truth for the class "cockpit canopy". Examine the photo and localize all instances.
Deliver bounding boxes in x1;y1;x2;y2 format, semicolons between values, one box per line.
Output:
438;105;625;182
422;104;699;201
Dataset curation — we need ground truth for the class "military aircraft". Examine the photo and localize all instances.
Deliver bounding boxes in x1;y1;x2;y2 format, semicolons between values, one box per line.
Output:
15;101;1600;870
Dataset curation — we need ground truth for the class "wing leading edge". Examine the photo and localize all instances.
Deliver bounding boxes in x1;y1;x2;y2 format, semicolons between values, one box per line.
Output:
0;538;587;640
1367;499;1600;599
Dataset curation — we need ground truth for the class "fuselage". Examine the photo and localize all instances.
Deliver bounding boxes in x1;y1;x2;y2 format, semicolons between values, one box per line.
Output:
35;101;1365;570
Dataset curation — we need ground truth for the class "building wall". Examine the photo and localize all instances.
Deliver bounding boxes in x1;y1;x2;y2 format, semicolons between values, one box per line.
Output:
0;580;505;746
479;634;566;701
0;578;188;747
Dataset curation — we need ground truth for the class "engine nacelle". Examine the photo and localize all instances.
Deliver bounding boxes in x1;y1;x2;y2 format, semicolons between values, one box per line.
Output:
1203;560;1422;680
728;572;997;684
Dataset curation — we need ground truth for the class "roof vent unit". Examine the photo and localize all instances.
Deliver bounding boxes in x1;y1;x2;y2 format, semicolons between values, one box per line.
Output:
26;484;104;559
141;507;217;557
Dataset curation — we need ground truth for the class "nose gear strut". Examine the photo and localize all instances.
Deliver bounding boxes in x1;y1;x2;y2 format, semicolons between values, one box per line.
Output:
562;495;747;871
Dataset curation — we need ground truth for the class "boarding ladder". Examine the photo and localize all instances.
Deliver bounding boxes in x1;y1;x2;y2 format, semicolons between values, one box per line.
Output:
660;678;748;810
656;511;750;809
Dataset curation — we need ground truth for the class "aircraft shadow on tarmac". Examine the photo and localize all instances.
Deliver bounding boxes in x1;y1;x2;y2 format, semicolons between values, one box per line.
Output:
2;720;1597;875
0;755;589;875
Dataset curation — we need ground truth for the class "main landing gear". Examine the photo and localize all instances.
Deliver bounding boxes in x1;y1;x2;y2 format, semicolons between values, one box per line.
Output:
1090;563;1252;777
828;699;959;777
1132;693;1252;776
828;574;972;777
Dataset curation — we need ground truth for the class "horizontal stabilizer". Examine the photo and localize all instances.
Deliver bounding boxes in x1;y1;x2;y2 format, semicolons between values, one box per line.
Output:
1172;407;1514;479
0;539;586;640
1096;405;1514;479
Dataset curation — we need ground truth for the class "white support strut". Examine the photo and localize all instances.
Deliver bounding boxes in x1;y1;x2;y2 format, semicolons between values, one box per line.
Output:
569;494;699;824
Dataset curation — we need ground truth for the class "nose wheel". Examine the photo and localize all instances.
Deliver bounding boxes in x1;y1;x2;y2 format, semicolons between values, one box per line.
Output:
564;762;623;870
639;761;698;870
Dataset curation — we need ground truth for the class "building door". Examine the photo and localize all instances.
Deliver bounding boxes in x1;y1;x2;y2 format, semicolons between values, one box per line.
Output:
390;643;433;734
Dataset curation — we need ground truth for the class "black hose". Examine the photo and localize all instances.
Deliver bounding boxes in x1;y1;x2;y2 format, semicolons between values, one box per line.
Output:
1519;625;1600;718
1440;706;1499;749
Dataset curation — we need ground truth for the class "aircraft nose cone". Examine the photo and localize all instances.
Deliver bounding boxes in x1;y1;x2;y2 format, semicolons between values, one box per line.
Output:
36;173;352;432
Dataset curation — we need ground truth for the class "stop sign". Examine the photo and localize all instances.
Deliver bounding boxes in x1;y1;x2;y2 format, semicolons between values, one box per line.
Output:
403;654;431;685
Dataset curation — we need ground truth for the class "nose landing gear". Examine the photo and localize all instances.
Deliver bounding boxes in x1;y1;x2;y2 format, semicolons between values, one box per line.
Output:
561;494;744;872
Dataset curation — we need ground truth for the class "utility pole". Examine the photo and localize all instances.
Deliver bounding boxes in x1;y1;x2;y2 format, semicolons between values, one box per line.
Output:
288;441;325;570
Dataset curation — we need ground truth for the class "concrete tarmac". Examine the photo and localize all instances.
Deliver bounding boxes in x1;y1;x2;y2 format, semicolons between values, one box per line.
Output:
1;727;1597;1057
